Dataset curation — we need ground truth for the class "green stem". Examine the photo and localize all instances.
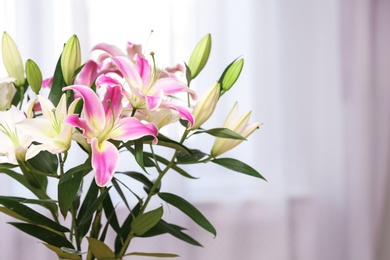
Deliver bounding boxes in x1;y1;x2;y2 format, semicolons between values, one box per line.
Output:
86;187;105;260
117;129;191;258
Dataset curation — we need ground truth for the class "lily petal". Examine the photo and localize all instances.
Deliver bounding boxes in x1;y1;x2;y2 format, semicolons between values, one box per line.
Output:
135;55;151;86
155;78;197;100
160;102;195;127
64;85;106;132
111;56;143;88
74;60;98;87
91;138;119;187
108;117;158;144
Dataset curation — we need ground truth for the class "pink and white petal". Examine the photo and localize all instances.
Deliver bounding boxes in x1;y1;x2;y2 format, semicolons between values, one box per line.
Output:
91;138;119;187
101;84;123;121
135;55;151;86
111;56;143;87
126;42;143;60
145;90;164;111
154;78;197;100
42;77;53;88
92;43;125;57
108;117;158;144
65;114;95;141
64;85;106;132
74;60;98;87
160;102;195;128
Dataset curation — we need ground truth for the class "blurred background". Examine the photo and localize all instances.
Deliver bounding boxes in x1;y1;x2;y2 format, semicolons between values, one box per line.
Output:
1;0;390;259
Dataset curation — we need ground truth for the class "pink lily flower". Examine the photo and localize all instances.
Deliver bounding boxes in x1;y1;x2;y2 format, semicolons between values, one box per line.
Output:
64;82;158;187
111;55;196;127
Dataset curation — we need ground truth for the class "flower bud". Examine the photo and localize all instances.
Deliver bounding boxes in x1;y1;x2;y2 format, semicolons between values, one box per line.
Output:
25;59;42;94
0;77;16;110
61;35;81;85
2;32;25;87
211;102;261;157
188;34;211;79
219;58;244;96
190;82;220;129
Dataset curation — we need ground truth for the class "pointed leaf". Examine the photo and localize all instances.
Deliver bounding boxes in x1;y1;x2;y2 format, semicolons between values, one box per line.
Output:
116;171;153;189
0;197;69;232
76;179;99;238
42;244;83;260
176;149;207;164
125;252;179;258
134;138;146;172
131;206;163;236
58;163;91;218
158;192;216;236
111;178;131;210
211;158;266;180
9;222;73;248
49;54;66;106
156;219;202;247
86;237;116;259
78;187;110;226
193;128;246;140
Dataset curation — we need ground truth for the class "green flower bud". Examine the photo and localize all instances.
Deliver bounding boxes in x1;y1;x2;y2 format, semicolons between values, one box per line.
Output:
219;58;244;96
2;32;25;87
188;34;211;79
25;59;42;94
61;35;81;85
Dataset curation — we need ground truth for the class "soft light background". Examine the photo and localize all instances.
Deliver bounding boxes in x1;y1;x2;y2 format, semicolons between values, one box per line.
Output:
1;0;390;259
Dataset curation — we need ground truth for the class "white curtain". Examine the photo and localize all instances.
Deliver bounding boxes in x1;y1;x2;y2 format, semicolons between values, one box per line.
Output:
1;0;390;259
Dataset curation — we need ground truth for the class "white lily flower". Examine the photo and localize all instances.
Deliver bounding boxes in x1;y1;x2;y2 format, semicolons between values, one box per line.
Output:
18;94;78;160
0;106;32;164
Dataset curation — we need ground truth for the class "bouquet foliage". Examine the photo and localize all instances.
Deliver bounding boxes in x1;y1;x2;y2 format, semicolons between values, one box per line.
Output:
0;32;264;259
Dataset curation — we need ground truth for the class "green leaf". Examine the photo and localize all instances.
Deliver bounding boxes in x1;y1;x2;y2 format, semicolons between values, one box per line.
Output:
0;167;58;214
76;179;99;238
78;187;110;226
111;178;131;210
134;138;146;172
211;158;266;180
0;197;69;232
116;171;154;189
141;222;186;238
114;203;141;254
142;151;198;179
193;128;246;140
49;53;66;106
155;219;202;247
102;193;120;234
188;34;212;79
176;149;207;164
27;149;59;174
42;244;83;260
86;237;116;259
219;58;244;95
125;252;179;258
143;134;194;155
9;222;73;249
131;207;163;236
158;192;216;236
0;206;29;222
58;163;91;218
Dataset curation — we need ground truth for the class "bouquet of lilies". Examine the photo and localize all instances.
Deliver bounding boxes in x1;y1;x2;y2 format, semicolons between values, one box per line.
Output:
0;32;264;259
